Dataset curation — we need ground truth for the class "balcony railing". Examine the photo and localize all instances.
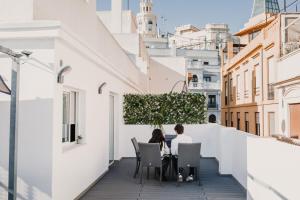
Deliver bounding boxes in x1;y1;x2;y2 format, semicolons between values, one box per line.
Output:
282;17;300;56
208;103;218;109
188;82;220;90
268;84;275;100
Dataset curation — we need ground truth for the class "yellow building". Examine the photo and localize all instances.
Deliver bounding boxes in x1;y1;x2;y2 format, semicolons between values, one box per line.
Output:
221;0;300;136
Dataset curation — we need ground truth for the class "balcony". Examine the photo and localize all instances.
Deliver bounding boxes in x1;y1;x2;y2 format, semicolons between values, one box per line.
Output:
188;82;220;91
208;103;218;109
281;17;300;56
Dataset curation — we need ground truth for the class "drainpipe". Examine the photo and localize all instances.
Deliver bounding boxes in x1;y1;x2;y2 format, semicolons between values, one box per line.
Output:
260;48;265;136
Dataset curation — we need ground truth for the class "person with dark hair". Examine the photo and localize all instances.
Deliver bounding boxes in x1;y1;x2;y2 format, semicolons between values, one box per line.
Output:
171;124;194;182
148;129;170;181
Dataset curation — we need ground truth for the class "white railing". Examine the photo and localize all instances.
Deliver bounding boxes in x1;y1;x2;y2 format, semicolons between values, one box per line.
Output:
188;82;221;90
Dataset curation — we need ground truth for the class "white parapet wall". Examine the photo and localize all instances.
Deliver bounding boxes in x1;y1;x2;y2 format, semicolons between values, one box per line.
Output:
247;137;300;200
120;123;300;199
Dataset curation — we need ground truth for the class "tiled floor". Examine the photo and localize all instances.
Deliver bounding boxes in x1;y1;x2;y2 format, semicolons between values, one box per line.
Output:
80;158;246;200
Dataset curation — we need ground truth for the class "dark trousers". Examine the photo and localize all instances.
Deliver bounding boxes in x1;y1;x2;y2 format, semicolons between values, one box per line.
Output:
172;156;194;176
161;156;170;177
155;156;170;177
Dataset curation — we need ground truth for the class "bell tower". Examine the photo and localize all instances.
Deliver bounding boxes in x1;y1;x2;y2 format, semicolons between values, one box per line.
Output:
136;0;157;38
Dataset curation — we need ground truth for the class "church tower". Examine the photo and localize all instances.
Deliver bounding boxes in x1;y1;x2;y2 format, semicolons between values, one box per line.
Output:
251;0;280;18
136;0;157;38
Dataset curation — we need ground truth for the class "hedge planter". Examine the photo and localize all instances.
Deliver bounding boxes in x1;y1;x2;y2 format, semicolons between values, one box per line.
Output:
123;93;206;126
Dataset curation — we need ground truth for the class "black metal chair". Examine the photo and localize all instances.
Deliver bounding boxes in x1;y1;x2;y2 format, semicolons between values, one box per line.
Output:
177;143;201;186
131;137;141;178
138;143;162;184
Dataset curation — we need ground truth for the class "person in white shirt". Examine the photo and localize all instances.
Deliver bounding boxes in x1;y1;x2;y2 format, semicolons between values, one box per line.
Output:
171;124;194;182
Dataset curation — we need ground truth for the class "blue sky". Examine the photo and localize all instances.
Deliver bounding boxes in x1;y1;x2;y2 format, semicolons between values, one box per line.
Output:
96;0;292;34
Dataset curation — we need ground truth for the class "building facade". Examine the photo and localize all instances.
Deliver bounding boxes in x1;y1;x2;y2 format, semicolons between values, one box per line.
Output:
168;24;231;123
275;15;300;139
221;0;300;136
170;24;230;50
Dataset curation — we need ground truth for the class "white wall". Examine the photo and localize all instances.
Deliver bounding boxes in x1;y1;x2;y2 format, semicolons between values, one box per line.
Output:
248;137;300;200
278;49;300;83
149;57;186;94
0;0;33;21
51;25;147;200
0;38;56;200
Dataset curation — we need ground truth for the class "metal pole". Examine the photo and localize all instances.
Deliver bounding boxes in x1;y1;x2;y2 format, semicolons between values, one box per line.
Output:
8;58;20;200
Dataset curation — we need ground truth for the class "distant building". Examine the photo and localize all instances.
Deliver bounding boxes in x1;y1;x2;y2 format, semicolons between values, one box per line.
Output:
98;0;186;94
136;0;158;38
170;24;230;50
167;24;231;123
144;22;229;123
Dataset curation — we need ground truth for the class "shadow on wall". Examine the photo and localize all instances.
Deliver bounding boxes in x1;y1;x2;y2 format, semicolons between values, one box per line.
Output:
149;58;185;94
0;98;54;200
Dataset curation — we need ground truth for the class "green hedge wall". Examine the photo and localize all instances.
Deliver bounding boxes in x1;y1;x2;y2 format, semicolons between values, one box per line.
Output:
123;93;206;126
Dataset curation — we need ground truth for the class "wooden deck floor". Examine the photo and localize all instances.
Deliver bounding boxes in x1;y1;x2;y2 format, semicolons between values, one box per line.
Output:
80;158;246;200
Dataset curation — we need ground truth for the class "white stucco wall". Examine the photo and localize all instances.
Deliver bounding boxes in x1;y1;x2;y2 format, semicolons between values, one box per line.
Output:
277;50;300;137
149;56;186;94
0;0;33;21
0;37;56;200
248;137;300;200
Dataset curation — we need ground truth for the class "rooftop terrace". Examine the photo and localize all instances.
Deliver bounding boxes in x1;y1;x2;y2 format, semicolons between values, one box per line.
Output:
80;158;246;200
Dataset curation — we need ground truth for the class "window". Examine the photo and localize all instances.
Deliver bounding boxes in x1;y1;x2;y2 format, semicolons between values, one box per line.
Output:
203;61;209;65
230;112;234;127
237;112;240;130
254;64;261;96
255;112;260;136
192;75;198;87
236;74;240;100
245;112;249;133
229;78;233;101
204;76;212;82
268;112;275;136
208;95;217;108
225;112;228;127
244;70;249;98
249;30;261;41
62;90;79;143
267;56;275;100
225;80;228;105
